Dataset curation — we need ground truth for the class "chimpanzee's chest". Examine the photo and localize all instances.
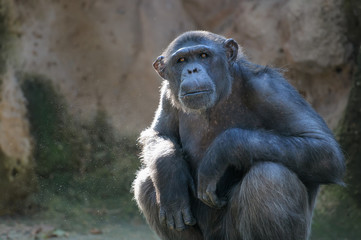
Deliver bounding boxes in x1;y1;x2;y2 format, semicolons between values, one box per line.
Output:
178;99;262;169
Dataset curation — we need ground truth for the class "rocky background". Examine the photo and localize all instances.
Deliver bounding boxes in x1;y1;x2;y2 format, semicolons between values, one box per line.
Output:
0;0;360;238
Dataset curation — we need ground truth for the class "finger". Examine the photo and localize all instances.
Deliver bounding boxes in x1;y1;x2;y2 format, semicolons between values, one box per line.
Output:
182;207;196;226
206;184;219;207
166;215;175;230
159;207;166;225
202;192;213;207
207;188;225;208
174;211;186;231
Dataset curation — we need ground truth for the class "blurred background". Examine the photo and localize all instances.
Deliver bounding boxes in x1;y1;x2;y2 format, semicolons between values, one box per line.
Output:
0;0;360;239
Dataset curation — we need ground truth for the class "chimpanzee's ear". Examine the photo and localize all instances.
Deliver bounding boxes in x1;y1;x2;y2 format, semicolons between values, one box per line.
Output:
224;38;238;62
153;56;166;79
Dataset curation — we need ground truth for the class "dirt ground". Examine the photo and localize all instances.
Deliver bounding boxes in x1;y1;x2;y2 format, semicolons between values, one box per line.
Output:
0;217;159;240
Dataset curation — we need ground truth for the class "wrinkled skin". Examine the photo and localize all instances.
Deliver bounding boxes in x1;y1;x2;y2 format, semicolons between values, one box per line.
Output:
133;31;345;240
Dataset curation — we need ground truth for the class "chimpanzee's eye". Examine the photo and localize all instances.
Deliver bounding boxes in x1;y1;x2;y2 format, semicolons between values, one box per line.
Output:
177;57;186;63
200;53;208;58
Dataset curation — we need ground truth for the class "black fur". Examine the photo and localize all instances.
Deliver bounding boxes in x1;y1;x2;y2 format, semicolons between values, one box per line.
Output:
133;31;345;240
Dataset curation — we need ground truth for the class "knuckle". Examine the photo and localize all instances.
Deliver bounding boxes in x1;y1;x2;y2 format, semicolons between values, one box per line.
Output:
167;222;174;229
175;223;185;231
185;220;196;225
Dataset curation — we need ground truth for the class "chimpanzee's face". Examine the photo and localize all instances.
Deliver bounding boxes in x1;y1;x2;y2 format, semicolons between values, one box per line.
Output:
153;35;239;112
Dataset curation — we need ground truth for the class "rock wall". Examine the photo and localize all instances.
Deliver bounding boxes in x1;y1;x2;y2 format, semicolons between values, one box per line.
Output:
15;0;194;135
15;0;354;134
0;69;35;214
0;0;36;214
0;0;356;213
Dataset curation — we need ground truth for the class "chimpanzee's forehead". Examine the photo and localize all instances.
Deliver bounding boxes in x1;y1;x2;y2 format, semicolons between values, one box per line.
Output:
160;31;227;57
167;39;222;56
170;44;213;59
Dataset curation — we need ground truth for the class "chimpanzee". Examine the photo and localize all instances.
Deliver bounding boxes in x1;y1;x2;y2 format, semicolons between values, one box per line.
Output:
132;31;345;240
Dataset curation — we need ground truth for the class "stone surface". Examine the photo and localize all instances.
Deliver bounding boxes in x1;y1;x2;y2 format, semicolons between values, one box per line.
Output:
0;0;356;213
15;0;194;135
0;69;36;214
0;0;36;214
14;0;353;134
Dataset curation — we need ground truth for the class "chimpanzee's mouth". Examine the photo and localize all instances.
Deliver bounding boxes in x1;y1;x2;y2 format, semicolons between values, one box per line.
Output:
181;90;213;97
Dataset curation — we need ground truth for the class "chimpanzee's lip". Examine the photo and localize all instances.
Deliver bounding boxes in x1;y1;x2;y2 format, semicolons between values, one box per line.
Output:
181;90;212;97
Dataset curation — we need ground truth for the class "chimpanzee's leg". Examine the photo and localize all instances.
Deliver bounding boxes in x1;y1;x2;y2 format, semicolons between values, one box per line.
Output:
232;162;311;240
199;162;311;240
133;168;203;240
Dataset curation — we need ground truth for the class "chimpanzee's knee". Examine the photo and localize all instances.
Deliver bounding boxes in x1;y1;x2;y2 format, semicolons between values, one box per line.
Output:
133;168;203;240
133;168;157;220
231;162;311;240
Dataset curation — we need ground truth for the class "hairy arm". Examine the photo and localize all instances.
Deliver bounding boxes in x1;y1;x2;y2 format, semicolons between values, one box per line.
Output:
198;69;345;207
139;83;196;230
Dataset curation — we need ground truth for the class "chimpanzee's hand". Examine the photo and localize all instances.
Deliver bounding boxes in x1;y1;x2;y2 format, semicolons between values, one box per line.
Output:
158;170;197;231
197;146;228;208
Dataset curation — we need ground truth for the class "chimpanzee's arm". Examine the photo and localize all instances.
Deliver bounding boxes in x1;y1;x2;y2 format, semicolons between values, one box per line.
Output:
139;83;196;231
197;69;345;207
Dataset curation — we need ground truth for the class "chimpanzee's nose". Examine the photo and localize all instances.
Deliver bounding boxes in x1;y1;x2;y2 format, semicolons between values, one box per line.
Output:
187;68;200;74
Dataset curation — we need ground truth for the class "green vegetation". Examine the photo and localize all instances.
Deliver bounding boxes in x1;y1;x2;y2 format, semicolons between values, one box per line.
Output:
21;74;81;179
312;185;361;240
20;73;141;231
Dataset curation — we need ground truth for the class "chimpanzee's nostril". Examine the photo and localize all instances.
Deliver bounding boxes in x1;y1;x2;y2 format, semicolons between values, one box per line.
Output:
193;68;198;73
187;69;192;74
